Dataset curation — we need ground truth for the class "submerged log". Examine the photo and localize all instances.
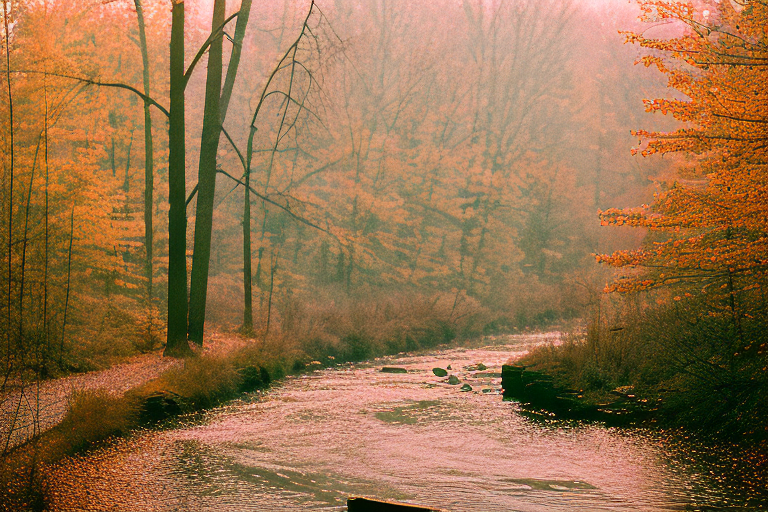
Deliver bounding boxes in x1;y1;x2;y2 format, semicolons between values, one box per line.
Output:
347;497;443;511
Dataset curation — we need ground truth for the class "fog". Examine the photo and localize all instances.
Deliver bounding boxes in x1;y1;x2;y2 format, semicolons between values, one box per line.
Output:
4;1;768;508
1;0;679;359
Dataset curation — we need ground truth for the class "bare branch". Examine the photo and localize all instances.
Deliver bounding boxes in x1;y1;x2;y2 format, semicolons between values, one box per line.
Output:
216;168;333;236
11;70;170;117
182;11;240;90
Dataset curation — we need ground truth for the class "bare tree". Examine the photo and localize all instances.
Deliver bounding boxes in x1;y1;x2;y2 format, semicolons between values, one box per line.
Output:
134;0;156;342
164;0;191;356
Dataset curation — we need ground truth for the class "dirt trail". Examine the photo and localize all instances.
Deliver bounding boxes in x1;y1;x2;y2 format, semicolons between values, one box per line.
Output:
0;352;181;451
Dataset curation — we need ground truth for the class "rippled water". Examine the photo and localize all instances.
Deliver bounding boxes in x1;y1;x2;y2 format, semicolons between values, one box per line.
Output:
48;334;766;511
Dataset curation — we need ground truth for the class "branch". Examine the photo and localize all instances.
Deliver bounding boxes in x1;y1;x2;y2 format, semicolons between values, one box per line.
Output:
221;126;247;171
261;89;325;127
292;157;344;187
186;183;199;208
216;168;331;235
182;11;240;90
247;1;316;131
711;112;768;124
12;70;170;118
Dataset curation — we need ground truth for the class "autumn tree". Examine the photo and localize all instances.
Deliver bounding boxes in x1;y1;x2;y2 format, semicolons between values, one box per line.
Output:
597;0;768;408
599;0;767;296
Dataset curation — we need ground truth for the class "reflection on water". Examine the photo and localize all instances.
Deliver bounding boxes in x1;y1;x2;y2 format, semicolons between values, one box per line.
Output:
47;334;766;511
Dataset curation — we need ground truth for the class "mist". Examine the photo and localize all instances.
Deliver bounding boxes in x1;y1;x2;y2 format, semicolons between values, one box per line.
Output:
2;0;766;508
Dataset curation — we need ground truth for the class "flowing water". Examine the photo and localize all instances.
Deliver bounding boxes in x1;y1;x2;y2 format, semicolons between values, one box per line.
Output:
47;334;766;511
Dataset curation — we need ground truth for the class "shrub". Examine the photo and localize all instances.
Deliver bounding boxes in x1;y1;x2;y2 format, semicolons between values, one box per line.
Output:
523;292;768;444
58;390;139;453
154;354;241;410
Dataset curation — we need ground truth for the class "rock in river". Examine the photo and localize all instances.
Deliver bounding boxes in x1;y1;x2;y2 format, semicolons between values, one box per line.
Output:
381;367;409;374
432;368;448;377
447;375;460;385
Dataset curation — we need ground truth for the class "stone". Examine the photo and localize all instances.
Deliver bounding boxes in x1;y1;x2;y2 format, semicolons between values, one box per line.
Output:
460;384;472;392
447;375;460;385
501;364;526;397
238;365;271;392
138;391;183;424
380;367;408;374
432;368;448;377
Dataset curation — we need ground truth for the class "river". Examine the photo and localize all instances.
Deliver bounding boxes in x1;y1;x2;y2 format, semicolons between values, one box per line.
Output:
46;333;765;511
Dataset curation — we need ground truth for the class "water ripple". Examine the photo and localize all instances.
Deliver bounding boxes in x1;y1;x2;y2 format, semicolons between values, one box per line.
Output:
47;336;766;511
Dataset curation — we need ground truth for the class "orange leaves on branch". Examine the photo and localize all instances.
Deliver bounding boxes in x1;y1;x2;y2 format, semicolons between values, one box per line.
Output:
599;1;768;295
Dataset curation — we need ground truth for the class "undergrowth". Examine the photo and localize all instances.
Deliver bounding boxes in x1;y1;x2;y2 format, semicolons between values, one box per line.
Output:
522;293;768;445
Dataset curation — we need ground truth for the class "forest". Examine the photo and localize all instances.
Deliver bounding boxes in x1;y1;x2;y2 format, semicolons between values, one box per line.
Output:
0;0;766;510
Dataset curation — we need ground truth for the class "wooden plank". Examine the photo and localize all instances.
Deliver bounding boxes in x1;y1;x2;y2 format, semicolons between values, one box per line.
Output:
347;497;443;511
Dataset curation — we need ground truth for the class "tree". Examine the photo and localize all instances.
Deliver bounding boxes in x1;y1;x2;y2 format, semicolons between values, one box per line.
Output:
188;0;257;345
597;0;768;365
134;0;156;339
186;0;227;346
164;0;190;356
598;0;767;293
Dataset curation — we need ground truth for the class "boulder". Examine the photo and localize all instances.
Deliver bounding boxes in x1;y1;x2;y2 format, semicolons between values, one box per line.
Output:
238;365;271;393
501;365;654;425
137;391;184;424
501;365;525;397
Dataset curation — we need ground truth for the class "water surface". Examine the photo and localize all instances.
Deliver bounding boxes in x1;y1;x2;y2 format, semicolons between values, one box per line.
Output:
48;334;765;511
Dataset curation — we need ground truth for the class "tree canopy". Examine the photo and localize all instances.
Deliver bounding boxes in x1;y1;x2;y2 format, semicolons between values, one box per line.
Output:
598;0;767;298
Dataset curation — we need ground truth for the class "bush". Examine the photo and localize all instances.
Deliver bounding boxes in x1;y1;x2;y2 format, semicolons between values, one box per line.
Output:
57;390;139;453
152;354;241;410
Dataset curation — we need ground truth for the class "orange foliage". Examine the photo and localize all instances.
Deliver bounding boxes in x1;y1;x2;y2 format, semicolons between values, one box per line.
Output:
599;0;768;295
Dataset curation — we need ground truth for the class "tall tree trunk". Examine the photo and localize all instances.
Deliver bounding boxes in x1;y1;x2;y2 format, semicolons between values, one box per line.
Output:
123;130;133;192
110;137;116;177
225;0;255;335
164;0;191;357
187;0;226;345
60;204;74;368
4;0;15;365
134;0;155;324
43;76;49;350
19;145;38;352
220;0;251;119
188;0;253;343
264;250;277;338
241;169;253;333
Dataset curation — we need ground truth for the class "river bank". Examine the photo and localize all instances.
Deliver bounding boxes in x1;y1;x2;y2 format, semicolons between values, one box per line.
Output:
0;320;476;511
503;326;768;504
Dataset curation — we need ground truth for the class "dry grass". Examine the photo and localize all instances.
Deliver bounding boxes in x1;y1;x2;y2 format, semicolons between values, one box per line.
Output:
523;292;768;444
145;354;241;410
57;390;139;453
